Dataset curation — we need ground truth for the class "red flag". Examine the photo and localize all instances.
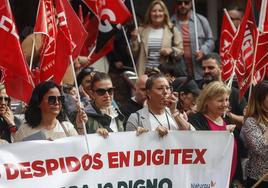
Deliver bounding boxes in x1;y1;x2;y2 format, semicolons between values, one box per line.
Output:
34;0;57;82
229;0;254;60
54;0;74;84
254;0;268;75
62;0;87;60
35;0;87;83
219;10;236;81
0;0;33;103
228;0;258;98
80;13;114;64
80;13;96;57
83;0;132;52
254;32;268;72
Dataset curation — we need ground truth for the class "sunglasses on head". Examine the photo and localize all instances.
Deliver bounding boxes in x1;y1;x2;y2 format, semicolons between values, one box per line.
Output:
0;96;10;103
177;1;191;5
47;96;65;105
83;67;95;74
94;88;115;96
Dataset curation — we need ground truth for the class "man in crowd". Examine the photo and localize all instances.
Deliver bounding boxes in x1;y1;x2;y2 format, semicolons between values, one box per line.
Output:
171;0;215;85
120;75;148;123
226;5;244;29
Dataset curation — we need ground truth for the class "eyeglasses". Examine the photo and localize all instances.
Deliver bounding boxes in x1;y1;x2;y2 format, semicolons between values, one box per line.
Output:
0;96;10;103
94;88;115;96
177;1;191;5
47;96;65;105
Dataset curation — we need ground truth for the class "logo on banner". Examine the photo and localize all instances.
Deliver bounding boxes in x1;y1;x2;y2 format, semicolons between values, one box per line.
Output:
191;180;216;188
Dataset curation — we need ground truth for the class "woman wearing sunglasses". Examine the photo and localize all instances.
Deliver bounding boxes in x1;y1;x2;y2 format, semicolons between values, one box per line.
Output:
78;72;124;137
0;84;21;143
14;81;87;141
126;74;193;137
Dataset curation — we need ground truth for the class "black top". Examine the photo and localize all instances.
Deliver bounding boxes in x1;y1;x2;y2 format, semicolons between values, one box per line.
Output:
119;98;143;121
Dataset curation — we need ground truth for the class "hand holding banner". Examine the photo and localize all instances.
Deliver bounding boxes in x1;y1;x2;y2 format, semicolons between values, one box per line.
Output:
0;131;234;188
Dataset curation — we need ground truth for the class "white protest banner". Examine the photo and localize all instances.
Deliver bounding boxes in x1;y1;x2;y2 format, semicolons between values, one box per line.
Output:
0;131;234;188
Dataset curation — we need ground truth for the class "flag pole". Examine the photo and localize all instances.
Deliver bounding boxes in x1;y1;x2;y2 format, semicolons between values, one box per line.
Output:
227;60;236;88
192;0;199;51
69;55;91;154
248;30;260;101
129;0;141;43
78;4;84;23
29;35;36;70
87;45;96;63
122;26;138;77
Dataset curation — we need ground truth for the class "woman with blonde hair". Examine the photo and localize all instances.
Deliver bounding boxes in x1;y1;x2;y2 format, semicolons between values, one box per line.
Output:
241;80;268;188
130;0;183;75
188;81;243;186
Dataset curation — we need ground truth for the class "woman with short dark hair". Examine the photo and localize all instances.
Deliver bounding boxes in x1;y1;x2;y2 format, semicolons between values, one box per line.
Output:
14;81;87;141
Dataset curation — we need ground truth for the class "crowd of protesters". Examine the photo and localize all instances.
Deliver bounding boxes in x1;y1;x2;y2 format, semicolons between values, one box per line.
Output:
0;0;268;188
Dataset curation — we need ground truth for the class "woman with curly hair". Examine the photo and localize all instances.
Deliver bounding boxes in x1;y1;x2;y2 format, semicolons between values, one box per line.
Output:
14;81;87;141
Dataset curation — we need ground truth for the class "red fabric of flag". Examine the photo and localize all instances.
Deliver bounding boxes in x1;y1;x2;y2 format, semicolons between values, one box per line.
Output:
53;0;74;84
83;0;132;52
0;0;33;103
236;4;257;98
219;11;236;81
80;14;114;65
254;32;268;74
229;0;258;98
62;0;87;60
35;0;57;82
36;0;87;84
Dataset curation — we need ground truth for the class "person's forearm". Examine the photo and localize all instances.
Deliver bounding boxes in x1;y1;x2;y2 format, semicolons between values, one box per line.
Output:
172;111;190;130
227;112;244;125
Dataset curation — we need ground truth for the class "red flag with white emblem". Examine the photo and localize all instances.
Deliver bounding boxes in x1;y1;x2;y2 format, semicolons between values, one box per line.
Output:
0;0;33;103
34;0;57;82
83;0;131;52
220;10;236;81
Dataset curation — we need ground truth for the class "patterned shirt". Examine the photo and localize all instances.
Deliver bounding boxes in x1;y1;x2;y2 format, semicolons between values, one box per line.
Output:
241;117;268;181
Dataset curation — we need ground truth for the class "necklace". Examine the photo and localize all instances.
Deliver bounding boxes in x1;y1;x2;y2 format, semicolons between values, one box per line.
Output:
204;114;223;125
149;109;171;130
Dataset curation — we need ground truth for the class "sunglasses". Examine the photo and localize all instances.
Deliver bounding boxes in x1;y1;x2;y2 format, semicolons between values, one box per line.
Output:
0;96;10;103
83;67;94;74
47;96;65;105
94;88;115;96
177;1;191;5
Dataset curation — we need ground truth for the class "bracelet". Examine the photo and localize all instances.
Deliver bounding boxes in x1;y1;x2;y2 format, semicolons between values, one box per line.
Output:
172;111;180;118
8;125;17;133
